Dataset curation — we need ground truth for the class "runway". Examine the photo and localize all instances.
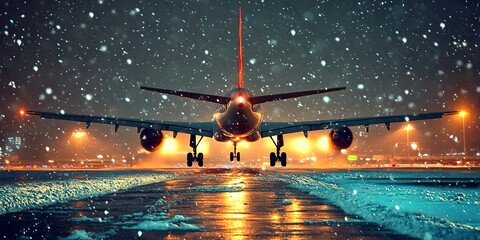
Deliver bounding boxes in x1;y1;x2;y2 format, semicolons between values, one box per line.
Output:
0;168;416;239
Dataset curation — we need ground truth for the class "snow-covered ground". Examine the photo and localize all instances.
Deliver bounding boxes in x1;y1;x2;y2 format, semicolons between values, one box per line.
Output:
272;170;480;240
1;169;479;239
0;172;177;215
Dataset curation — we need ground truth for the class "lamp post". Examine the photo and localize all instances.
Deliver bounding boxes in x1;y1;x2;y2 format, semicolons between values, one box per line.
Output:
404;124;414;159
459;111;468;156
72;130;87;161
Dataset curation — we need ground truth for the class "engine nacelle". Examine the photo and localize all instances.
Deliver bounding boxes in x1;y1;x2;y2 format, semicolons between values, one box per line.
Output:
329;127;353;150
140;129;164;152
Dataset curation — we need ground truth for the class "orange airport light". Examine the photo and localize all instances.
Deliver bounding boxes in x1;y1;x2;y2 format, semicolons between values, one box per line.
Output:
72;130;87;138
404;124;414;131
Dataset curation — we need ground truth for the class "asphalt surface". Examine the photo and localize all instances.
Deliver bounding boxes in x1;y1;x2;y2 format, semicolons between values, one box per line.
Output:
0;168;415;239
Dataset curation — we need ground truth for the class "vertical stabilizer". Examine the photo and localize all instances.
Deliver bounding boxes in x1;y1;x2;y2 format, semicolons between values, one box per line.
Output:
237;6;244;89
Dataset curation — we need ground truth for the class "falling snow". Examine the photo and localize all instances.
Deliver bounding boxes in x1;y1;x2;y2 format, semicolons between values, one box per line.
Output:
0;0;478;162
85;94;93;101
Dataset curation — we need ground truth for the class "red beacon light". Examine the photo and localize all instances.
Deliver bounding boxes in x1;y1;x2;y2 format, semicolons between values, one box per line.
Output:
237;96;244;104
235;95;245;107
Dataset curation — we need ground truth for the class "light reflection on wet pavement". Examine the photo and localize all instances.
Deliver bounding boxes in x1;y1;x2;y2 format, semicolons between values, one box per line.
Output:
0;168;414;239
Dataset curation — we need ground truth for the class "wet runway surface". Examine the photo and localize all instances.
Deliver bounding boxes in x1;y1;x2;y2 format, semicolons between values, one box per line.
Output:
0;168;415;239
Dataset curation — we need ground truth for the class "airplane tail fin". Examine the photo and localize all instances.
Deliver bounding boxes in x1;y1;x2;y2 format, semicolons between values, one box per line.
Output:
237;6;244;89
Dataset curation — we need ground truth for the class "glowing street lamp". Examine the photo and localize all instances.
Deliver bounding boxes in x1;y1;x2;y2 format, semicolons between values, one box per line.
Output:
72;130;87;139
72;130;87;160
459;111;468;155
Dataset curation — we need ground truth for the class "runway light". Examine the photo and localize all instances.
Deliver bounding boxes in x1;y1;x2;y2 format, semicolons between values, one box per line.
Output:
410;142;418;151
347;155;358;161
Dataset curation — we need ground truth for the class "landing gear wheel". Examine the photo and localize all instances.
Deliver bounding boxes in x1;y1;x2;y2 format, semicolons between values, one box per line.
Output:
230;152;234;161
270;152;276;167
197;153;204;167
187;153;194;167
188;134;205;167
236;152;241;162
280;152;287;167
269;135;287;167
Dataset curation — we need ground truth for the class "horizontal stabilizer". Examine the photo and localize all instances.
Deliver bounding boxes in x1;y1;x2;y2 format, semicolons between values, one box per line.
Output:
141;86;230;104
250;87;346;104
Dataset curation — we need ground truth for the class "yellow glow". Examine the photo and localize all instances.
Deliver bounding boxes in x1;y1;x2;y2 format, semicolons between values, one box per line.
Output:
317;135;330;152
289;200;302;225
197;139;210;154
291;137;311;154
160;138;177;154
271;213;280;222
223;177;247;237
19;109;26;116
459;111;468;118
404;124;414;131
72;130;87;139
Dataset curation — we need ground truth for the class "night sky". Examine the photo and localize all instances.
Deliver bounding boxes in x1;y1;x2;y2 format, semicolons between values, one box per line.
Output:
0;0;479;166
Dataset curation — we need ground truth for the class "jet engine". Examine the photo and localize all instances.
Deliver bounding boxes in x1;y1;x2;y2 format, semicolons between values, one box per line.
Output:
140;128;164;152
329;127;353;150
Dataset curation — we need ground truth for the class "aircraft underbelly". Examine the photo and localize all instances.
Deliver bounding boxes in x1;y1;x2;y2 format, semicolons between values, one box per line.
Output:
215;106;262;138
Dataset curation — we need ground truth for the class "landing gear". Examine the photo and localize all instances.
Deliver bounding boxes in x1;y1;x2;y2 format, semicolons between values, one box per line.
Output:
230;142;241;162
187;134;204;167
269;135;287;167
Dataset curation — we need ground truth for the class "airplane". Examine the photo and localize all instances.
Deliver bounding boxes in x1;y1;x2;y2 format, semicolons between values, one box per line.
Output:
22;7;458;167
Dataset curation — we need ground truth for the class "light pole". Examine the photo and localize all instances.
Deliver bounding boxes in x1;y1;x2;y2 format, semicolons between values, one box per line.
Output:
72;130;87;162
459;111;468;156
404;124;414;159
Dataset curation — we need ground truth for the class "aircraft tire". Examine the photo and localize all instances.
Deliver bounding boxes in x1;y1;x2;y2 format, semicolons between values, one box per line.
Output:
270;152;276;167
280;152;287;167
197;153;204;167
187;153;194;167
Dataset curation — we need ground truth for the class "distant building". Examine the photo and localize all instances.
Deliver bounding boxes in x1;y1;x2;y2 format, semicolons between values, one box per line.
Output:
3;137;24;165
5;136;23;154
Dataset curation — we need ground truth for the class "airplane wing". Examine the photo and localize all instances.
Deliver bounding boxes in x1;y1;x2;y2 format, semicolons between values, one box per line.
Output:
260;111;458;137
25;110;214;137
